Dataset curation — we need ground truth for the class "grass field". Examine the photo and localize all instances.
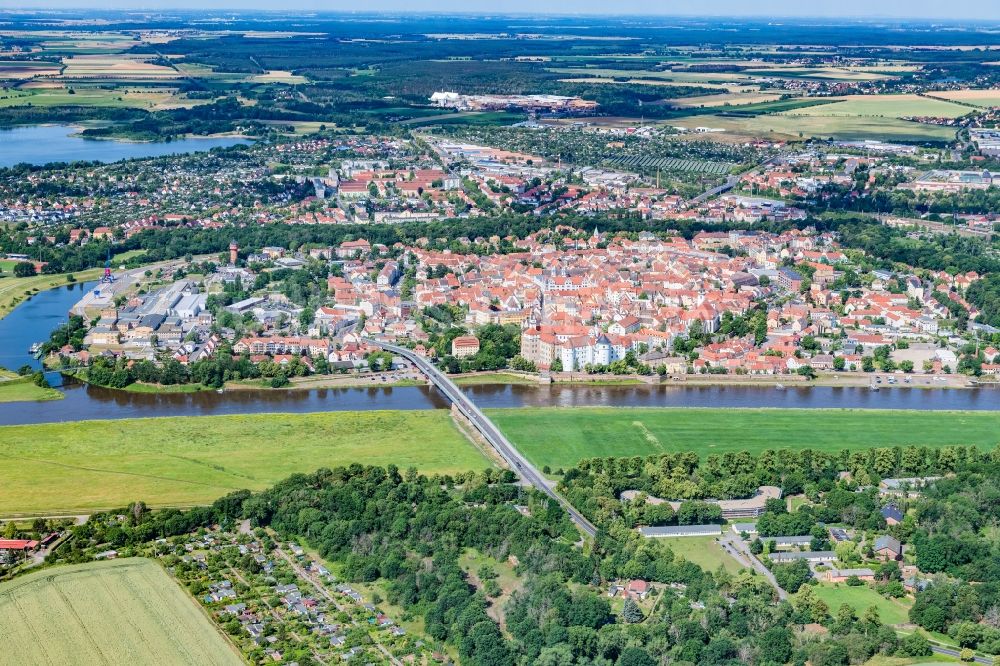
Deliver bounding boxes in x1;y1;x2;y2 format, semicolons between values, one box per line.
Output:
0;371;63;404
812;583;912;625
664;536;744;575
453;372;538;386
487;407;1000;470
668;92;784;108
780;94;971;119
0;410;488;514
0;558;242;665
0;269;103;321
670;113;956;143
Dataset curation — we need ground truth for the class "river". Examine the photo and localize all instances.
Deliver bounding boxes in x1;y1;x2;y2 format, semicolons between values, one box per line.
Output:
0;280;997;426
0;125;252;168
0;280;96;372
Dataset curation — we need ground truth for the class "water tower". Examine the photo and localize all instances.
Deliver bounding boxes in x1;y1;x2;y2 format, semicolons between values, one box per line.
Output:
229;241;239;265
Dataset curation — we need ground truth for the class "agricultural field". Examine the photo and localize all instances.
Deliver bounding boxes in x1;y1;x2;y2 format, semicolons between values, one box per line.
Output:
549;67;755;85
248;69;308;84
0;558;242;665
742;67;895;81
779;94;972;119
36;33;140;54
667;92;784;108
60;54;181;80
487;407;1000;470
557;77;740;91
928;88;1000;108
669;113;957;143
0;410;488;514
0;86;183;110
811;583;913;626
0;61;62;80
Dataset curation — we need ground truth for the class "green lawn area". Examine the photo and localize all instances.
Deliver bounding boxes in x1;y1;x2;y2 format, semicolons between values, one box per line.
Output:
788;495;811;512
112;249;147;263
0;558;242;665
0;371;63;403
0;410;488;515
121;381;211;394
664;536;745;575
812;583;912;625
0;88;152;108
453;372;538;386
487;407;1000;470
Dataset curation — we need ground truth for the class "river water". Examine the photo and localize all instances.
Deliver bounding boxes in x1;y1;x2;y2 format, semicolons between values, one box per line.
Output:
0;125;252;168
0;279;997;426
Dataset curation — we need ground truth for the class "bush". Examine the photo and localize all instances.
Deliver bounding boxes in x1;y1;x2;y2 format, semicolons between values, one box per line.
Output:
13;261;35;277
896;633;931;657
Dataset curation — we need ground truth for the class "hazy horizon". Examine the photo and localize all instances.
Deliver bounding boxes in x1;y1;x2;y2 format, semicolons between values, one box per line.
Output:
1;2;998;21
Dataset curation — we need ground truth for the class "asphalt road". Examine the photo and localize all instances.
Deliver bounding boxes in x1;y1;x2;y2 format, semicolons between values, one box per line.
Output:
370;340;598;538
929;644;992;664
722;533;788;600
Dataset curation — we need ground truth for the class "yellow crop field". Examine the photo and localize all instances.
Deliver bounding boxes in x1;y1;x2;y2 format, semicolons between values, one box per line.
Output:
929;88;1000;108
61;55;181;79
0;558;242;665
778;94;971;119
249;69;308;84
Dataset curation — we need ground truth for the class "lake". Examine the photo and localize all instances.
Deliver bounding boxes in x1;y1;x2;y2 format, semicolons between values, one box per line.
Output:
0;125;252;168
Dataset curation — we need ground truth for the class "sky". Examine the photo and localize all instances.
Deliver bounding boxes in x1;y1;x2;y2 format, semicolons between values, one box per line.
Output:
3;0;998;19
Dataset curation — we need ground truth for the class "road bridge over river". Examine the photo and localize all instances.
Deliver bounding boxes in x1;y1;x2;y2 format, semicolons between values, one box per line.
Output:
368;340;598;539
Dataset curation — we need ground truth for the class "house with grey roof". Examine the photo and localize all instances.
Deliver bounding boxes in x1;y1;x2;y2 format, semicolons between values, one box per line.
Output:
638;524;722;538
768;551;836;564
874;535;902;561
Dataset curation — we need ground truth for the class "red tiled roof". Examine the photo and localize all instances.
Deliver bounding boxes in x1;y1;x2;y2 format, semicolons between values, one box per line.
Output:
0;539;39;550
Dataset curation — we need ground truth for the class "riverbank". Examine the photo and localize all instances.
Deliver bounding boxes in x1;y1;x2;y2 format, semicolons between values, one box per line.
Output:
228;374;427;390
0;410;489;515
488;406;1000;470
60;366;982;401
0;370;63;403
0;269;102;322
3;404;996;515
547;371;975;390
